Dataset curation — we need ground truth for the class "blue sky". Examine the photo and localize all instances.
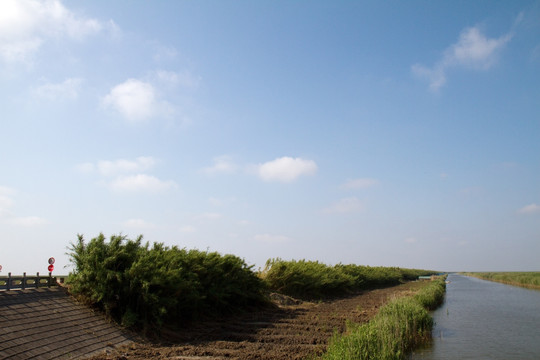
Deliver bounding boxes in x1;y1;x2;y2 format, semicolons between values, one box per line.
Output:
1;0;539;275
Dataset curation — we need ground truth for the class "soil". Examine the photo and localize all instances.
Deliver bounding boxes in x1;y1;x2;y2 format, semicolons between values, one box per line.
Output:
89;281;425;360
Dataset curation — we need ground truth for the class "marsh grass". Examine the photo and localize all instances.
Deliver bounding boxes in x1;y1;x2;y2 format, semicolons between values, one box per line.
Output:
320;278;446;360
462;272;540;290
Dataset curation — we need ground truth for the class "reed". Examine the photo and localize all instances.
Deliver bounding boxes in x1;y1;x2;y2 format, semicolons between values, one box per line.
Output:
261;258;437;300
320;278;446;360
462;272;540;290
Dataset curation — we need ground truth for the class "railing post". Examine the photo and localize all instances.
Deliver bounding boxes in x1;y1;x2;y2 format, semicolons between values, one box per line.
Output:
36;272;40;289
22;272;26;290
7;272;11;291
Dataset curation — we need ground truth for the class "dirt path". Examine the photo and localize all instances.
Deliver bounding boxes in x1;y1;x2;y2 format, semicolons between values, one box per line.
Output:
90;281;425;360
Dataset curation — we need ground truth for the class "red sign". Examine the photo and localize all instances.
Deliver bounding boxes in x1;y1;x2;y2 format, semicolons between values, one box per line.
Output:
0;265;2;272
48;264;54;272
48;257;55;265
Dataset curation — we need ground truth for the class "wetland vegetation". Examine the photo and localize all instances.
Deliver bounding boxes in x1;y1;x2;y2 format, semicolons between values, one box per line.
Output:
67;233;445;359
462;272;540;290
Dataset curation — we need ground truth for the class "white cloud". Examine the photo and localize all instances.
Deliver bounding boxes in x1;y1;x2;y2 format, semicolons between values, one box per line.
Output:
412;26;512;91
5;216;48;227
97;156;157;176
255;156;317;183
32;77;83;100
341;178;379;190
203;155;237;175
0;0;111;63
518;203;540;214
109;174;177;192
76;157;176;194
122;218;155;229
103;79;172;122
324;197;365;214
77;156;157;176
254;233;291;243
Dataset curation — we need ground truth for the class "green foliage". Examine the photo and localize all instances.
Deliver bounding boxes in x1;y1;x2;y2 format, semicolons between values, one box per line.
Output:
260;259;355;299
321;278;446;360
463;272;540;290
261;258;437;299
67;234;267;330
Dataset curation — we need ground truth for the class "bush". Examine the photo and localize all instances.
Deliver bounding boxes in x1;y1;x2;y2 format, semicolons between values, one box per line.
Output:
67;234;267;329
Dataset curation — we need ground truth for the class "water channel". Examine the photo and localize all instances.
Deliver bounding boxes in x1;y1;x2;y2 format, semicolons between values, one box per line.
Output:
412;273;540;359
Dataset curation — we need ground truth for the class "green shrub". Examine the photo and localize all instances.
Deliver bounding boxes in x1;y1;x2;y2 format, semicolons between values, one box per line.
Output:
67;234;267;329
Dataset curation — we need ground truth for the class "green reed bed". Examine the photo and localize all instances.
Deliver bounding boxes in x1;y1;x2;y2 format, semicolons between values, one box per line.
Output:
320;278;446;360
261;258;436;300
463;272;540;290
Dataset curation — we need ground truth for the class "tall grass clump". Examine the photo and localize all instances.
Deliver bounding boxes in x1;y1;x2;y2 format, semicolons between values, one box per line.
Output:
261;258;437;300
321;278;446;360
67;233;267;330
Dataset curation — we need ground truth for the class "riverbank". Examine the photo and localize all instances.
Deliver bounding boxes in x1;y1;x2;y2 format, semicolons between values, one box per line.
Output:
320;277;445;360
462;272;540;290
89;281;432;360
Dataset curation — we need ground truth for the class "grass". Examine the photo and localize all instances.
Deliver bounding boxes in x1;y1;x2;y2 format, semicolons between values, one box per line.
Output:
462;272;540;290
319;278;446;360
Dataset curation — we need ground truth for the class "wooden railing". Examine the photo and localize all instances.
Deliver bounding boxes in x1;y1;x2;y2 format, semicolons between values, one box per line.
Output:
0;272;64;291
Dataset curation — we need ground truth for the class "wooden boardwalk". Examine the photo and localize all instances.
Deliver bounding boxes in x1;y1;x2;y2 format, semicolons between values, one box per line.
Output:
0;287;133;359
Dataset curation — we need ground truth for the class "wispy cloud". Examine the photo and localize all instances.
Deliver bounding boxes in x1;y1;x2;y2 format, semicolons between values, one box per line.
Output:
108;174;176;193
179;225;196;233
404;237;418;244
254;233;291;243
518;203;540;214
341;178;379;190
98;157;157;176
202;155;238;175
194;212;223;221
32;78;83;100
323;197;365;214
121;218;155;229
77;156;176;193
0;185;48;226
153;70;201;89
77;156;158;176
412;25;512;91
0;0;117;63
255;156;317;183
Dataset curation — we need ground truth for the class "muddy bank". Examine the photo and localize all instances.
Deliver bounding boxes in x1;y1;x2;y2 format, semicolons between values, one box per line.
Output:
90;282;426;360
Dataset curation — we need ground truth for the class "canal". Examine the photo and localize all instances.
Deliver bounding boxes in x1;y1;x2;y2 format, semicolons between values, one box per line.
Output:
412;273;540;359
